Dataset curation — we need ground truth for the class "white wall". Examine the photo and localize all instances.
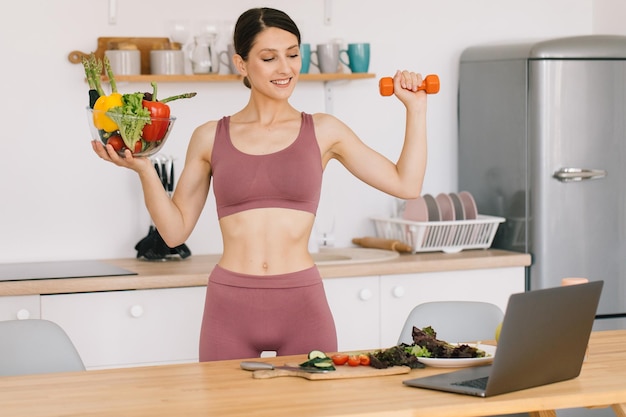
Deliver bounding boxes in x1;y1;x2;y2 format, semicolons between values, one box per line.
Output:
0;0;605;262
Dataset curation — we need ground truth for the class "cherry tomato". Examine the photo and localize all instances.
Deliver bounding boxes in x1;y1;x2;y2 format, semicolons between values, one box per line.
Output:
347;355;361;367
359;354;371;366
133;140;143;153
106;135;124;152
331;354;349;366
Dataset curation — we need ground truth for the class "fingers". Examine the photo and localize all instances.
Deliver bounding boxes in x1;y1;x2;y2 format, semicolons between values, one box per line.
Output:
91;139;133;166
394;70;424;92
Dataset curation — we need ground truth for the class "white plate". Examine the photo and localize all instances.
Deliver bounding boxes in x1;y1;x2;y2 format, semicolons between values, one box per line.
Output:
417;344;496;368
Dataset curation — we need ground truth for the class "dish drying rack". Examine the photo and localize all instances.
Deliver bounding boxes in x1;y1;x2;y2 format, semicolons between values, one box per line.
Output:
371;215;505;253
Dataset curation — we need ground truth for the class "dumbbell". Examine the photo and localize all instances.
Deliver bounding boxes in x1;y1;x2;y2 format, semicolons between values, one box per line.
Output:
379;74;440;96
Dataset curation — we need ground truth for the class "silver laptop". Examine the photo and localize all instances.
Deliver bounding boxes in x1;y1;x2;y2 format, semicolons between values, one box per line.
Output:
403;280;603;397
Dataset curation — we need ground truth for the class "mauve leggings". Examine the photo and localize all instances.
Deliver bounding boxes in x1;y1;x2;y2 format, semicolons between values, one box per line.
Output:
199;264;338;361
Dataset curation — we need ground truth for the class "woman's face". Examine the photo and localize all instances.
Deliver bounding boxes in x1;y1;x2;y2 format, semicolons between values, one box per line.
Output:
238;27;301;97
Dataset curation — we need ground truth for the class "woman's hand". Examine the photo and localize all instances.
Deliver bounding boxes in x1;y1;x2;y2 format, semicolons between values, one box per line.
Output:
91;140;154;173
392;70;427;111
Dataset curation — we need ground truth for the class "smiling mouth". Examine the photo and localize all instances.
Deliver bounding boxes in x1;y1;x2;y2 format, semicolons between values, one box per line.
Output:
272;77;292;86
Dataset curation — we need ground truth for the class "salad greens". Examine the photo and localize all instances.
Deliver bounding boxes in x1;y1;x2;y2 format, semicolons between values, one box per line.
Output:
406;326;487;359
106;92;151;151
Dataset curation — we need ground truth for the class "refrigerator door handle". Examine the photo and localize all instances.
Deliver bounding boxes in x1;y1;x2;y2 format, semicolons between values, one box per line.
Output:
553;167;607;182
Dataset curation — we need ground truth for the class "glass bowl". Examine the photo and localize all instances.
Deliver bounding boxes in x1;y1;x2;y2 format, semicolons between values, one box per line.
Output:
86;107;176;157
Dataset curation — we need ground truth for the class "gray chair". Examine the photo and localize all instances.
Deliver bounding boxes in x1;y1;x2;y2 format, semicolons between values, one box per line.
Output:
0;319;85;376
397;300;504;345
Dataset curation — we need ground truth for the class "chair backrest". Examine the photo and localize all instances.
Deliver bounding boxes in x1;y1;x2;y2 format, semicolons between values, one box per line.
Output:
397;301;504;345
0;319;85;376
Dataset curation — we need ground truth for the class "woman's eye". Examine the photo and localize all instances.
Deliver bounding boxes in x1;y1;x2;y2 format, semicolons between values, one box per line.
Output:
262;57;275;62
289;54;299;59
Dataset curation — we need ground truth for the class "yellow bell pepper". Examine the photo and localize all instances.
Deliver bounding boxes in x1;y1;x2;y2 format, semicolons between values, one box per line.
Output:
92;93;123;132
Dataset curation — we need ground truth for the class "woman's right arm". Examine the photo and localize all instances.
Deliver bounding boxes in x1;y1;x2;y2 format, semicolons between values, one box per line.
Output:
91;121;216;247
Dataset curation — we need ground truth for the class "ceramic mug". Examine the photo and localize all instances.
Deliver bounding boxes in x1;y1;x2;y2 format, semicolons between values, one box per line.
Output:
300;43;311;74
340;43;370;73
310;43;340;74
104;50;141;75
150;50;185;75
219;44;237;74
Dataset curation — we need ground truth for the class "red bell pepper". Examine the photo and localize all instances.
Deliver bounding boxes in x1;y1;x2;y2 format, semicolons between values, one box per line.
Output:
142;82;171;142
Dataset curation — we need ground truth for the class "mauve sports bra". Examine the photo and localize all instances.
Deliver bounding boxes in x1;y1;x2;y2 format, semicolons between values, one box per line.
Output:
211;113;323;219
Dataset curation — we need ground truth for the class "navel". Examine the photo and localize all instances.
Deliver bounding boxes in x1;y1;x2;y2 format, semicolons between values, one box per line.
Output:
262;262;268;270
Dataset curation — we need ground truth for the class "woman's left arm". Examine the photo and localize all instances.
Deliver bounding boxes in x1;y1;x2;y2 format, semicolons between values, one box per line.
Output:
318;70;428;199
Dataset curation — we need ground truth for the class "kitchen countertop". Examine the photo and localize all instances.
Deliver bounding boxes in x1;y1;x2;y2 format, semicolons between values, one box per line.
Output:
0;249;531;296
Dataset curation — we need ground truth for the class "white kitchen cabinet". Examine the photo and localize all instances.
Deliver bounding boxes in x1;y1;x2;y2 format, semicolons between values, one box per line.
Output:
379;267;525;348
323;275;380;352
41;287;206;369
0;295;41;321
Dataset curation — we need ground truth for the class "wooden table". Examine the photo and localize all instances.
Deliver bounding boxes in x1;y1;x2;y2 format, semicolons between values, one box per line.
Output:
1;330;625;417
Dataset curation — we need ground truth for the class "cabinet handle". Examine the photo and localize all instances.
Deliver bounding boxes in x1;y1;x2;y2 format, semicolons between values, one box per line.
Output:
358;288;373;301
130;305;144;318
392;286;406;298
16;309;30;320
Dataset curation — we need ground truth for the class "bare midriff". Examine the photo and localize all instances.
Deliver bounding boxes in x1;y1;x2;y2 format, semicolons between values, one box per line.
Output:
217;207;315;275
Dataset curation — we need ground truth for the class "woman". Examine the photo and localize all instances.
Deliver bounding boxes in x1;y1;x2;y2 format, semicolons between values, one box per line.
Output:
92;7;429;361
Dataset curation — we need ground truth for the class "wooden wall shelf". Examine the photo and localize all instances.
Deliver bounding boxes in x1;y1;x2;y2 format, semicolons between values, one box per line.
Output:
107;73;376;83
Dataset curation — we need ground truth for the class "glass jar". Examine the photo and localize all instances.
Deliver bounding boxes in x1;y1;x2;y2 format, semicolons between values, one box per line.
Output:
189;33;219;74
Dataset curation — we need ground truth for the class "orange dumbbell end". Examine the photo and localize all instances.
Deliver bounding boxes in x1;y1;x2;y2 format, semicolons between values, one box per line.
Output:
379;74;440;96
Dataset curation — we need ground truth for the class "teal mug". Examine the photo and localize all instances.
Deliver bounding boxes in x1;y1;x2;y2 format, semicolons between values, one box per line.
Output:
300;43;311;74
339;43;370;73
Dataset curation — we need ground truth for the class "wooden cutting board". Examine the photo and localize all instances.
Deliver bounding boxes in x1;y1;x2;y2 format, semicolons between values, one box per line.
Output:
252;364;411;380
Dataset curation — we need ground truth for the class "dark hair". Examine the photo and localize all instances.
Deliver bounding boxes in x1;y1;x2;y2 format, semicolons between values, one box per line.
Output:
233;7;301;88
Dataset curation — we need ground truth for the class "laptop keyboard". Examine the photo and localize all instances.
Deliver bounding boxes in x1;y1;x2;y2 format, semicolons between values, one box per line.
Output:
452;376;489;390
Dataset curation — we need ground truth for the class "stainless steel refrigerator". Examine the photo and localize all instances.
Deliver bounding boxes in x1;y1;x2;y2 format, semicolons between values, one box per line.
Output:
458;35;626;335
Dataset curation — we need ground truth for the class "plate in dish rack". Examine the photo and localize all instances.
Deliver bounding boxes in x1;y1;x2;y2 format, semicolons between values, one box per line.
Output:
417;344;496;368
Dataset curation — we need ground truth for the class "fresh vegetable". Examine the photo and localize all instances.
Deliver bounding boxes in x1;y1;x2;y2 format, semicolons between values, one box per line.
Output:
106;92;151;152
347;355;361;367
407;345;432;358
369;346;424;369
331;354;349;366
307;350;328;360
299;350;336;371
82;55;101;109
141;82;171;142
408;326;487;359
106;135;124;152
358;354;371;366
142;83;197;142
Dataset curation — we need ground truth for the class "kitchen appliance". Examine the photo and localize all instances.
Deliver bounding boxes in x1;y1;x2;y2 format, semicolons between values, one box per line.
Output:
0;260;135;281
403;281;603;397
458;36;626;334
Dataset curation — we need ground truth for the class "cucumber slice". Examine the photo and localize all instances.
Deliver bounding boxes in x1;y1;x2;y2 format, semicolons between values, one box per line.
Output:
308;350;328;360
313;361;335;369
299;356;335;370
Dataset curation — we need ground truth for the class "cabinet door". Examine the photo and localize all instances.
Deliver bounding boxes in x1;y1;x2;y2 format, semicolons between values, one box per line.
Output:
41;287;206;369
323;276;380;352
0;295;41;321
379;267;525;348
